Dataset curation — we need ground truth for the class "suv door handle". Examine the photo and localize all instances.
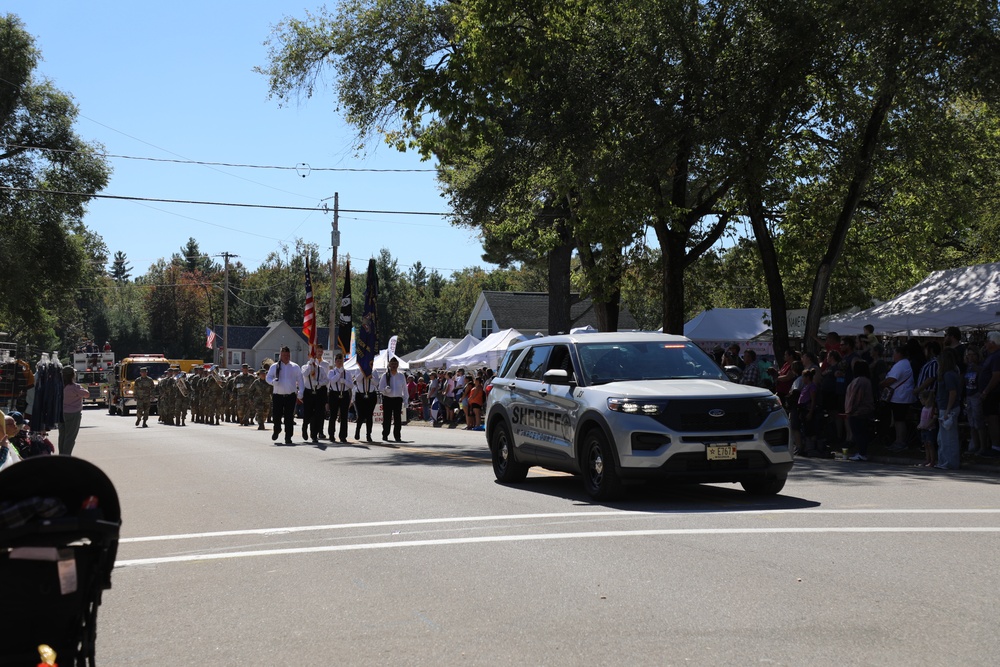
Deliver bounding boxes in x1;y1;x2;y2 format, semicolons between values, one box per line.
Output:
538;387;548;396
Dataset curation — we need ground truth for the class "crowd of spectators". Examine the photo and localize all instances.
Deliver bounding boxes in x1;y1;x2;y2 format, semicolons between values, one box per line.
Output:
406;367;494;431
727;326;1000;470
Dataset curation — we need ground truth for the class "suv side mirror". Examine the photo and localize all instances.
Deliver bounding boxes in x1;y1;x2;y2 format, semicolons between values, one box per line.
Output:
542;368;574;386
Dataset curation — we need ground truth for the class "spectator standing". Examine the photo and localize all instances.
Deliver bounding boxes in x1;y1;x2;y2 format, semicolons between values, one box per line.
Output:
468;377;486;431
881;345;916;452
797;368;820;456
978;331;1000;457
59;367;90;455
916;391;937;467
934;348;962;470
739;350;760;386
963;347;988;455
846;359;876;461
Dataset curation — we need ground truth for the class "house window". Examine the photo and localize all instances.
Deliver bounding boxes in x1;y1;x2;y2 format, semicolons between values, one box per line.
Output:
480;319;493;338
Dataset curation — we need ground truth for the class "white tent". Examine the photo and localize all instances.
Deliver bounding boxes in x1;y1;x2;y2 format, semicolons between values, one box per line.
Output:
344;349;409;373
445;328;526;370
823;262;1000;335
411;334;479;369
402;337;460;364
684;308;773;342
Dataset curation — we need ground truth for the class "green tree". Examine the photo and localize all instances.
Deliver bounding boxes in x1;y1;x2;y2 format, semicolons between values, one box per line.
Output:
109;250;132;284
0;14;111;353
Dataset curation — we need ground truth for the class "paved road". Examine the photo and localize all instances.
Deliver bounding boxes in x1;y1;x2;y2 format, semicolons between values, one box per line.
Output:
68;409;1000;665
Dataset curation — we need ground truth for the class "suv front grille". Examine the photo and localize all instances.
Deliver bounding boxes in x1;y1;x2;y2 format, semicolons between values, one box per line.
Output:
655;398;766;432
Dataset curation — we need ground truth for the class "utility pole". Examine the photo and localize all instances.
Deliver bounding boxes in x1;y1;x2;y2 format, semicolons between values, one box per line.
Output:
328;193;340;353
216;252;238;368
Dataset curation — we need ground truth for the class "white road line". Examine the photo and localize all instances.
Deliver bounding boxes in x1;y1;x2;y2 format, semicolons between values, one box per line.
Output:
118;509;1000;544
116;526;1000;568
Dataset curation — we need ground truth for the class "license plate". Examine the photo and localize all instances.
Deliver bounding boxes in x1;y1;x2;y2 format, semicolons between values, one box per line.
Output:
706;445;737;460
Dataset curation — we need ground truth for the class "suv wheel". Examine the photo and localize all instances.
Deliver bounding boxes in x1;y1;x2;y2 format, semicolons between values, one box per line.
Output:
741;476;786;496
581;429;623;500
491;420;528;483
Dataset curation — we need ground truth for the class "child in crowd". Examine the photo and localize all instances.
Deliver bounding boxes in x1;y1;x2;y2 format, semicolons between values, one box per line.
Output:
917;390;937;467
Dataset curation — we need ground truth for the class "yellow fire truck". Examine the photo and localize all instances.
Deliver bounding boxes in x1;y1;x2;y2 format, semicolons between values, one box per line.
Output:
106;354;172;416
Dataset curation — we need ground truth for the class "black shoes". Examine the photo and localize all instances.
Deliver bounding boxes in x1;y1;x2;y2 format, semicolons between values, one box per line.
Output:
272;430;279;441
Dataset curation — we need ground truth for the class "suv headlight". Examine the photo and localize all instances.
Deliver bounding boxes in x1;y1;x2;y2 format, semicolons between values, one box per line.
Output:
755;396;784;416
608;397;667;416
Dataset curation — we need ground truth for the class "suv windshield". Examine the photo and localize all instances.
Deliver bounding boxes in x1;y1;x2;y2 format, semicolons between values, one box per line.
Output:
577;341;727;385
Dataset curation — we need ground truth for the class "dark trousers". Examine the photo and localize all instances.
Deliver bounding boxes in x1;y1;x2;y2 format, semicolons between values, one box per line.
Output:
329;390;352;440
382;396;403;441
272;393;297;441
302;387;327;439
354;392;377;437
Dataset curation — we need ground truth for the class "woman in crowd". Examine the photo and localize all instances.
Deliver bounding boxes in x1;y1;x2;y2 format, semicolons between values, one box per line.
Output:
935;348;962;469
880;345;917;452
846;359;876;461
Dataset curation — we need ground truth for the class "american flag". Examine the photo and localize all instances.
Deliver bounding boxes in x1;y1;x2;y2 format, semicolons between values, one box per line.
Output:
302;259;316;348
206;327;216;349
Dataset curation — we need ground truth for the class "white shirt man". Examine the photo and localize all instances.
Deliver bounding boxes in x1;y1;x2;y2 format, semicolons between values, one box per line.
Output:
378;358;407;442
266;346;303;444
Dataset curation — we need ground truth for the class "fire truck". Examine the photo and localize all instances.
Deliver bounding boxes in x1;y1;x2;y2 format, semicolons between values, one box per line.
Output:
72;350;115;407
0;341;33;412
106;354;172;416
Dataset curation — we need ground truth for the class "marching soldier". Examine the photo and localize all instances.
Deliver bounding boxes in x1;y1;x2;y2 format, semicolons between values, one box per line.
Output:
175;368;190;426
250;367;272;430
301;345;329;442
158;368;176;425
133;366;155;428
327;352;353;443
353;368;378;442
235;363;254;426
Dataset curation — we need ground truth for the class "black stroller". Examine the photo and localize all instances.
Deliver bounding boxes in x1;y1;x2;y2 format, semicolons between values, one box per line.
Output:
0;456;121;666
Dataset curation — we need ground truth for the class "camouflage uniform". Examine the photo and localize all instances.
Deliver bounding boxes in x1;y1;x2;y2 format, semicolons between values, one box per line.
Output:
234;367;254;425
158;371;176;425
224;373;237;422
175;372;190;425
188;368;201;423
250;370;272;429
206;372;224;424
133;372;155;427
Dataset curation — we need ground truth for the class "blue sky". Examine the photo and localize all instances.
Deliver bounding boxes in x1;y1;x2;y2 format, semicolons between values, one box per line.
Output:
8;2;490;276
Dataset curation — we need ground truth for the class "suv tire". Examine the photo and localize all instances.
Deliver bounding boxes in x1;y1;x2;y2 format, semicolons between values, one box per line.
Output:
740;476;787;496
491;420;528;483
581;429;624;500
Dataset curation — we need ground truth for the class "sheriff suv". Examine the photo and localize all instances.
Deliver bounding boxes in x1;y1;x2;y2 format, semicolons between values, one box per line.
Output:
484;332;792;500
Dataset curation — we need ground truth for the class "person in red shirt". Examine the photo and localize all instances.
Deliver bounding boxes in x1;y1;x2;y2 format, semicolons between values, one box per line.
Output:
468;377;486;431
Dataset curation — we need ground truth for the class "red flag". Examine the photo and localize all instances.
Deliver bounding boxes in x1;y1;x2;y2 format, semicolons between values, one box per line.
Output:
303;259;316;349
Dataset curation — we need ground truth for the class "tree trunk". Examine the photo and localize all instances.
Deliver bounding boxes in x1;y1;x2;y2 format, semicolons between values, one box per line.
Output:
657;226;687;334
547;229;574;335
747;189;790;360
804;91;893;351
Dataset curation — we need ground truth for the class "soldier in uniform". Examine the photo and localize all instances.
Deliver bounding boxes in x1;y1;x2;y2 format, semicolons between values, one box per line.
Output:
235;363;254;426
175;369;190;426
157;368;174;425
224;370;237;423
188;366;202;423
250;367;272;430
133;366;155;428
208;368;225;425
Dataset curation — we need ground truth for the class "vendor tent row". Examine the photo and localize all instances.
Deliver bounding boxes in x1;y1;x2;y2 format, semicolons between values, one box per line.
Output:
346;329;528;372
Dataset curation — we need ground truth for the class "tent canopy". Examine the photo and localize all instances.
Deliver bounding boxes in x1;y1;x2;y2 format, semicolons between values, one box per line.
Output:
684;308;772;342
410;334;479;369
445;328;525;370
401;337;460;363
344;349;409;372
824;262;1000;335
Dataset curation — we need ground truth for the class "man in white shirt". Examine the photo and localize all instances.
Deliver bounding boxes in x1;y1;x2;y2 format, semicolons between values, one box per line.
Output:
301;344;330;444
327;353;353;443
352;368;378;442
379;357;407;442
266;346;304;445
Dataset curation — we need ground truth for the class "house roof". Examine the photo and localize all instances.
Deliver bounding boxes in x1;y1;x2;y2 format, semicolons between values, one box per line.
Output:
482;291;639;335
218;325;330;350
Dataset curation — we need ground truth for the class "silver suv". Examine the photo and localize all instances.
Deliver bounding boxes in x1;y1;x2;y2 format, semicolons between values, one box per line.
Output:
484;332;793;499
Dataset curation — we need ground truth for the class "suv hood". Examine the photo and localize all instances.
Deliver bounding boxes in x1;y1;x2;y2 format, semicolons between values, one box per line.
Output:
592;378;773;399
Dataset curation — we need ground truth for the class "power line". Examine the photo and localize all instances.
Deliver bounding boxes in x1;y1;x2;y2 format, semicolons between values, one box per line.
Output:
0;185;450;216
2;143;438;173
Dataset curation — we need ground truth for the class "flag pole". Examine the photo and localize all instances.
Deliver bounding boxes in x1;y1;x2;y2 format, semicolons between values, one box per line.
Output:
329;192;340;355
